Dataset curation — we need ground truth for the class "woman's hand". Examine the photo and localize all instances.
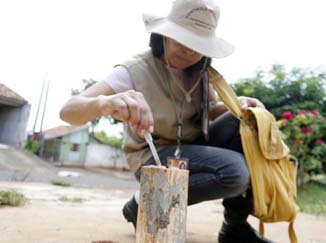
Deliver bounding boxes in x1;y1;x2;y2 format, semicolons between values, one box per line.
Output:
97;90;153;137
208;101;228;120
208;84;228;120
60;81;153;138
238;96;265;110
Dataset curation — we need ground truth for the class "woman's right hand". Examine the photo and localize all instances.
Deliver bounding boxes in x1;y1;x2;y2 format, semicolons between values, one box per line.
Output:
60;81;153;138
97;90;154;138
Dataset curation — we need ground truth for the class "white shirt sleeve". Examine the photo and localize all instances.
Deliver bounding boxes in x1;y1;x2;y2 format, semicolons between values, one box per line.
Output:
103;65;136;93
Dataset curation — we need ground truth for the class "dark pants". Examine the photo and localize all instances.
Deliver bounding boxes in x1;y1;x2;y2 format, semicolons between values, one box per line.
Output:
135;112;250;206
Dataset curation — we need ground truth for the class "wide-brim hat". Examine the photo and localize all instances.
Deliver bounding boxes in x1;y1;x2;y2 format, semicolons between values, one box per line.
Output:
143;0;235;58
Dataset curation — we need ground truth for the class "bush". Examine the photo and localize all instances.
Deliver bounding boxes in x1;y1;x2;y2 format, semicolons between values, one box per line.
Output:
95;131;122;149
0;190;28;206
50;180;71;187
24;139;40;154
278;110;326;185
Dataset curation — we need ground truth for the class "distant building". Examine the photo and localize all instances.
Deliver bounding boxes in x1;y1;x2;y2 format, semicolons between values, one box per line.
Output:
42;125;89;166
0;83;30;147
86;135;127;169
42;125;128;169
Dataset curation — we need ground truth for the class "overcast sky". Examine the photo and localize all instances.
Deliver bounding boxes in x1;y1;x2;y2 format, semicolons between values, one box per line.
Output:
0;0;325;136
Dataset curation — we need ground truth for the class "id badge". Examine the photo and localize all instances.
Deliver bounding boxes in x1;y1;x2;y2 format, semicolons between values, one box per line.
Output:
167;156;188;170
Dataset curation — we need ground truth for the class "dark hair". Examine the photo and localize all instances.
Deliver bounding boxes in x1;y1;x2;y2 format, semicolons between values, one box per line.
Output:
149;33;211;75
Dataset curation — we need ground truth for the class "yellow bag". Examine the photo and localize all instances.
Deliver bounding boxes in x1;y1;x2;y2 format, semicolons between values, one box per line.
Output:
208;67;300;243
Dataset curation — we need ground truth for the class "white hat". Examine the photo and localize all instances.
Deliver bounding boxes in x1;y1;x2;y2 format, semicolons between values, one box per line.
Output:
143;0;235;58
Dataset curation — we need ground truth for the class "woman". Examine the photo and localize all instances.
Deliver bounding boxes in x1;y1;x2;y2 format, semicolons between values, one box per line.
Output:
60;0;273;242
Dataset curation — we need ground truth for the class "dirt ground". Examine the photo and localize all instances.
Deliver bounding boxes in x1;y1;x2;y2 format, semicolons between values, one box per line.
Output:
1;181;326;243
1;146;326;243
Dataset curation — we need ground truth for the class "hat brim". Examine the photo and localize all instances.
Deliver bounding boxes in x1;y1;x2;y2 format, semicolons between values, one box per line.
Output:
143;13;234;58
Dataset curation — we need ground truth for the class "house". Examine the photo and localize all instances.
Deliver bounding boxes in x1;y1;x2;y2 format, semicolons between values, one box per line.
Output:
0;83;30;147
86;134;128;169
42;125;128;169
42;125;89;166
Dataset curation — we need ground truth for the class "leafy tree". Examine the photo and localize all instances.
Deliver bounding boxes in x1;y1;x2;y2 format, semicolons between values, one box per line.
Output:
95;130;123;148
232;65;326;118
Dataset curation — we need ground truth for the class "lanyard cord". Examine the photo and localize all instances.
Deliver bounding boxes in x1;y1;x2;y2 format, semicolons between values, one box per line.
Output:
166;72;186;158
163;38;185;158
170;70;202;103
163;38;208;158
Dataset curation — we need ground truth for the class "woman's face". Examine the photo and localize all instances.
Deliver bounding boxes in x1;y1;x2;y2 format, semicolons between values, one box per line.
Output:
165;38;203;69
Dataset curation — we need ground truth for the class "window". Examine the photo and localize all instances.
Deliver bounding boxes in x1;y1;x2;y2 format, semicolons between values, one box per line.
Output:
70;143;80;152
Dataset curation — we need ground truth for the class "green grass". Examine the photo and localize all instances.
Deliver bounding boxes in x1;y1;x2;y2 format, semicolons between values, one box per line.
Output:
297;183;326;215
59;196;85;203
50;179;71;187
0;190;28;206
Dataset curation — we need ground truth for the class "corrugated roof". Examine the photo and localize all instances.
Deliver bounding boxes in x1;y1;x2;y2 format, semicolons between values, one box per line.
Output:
0;83;27;106
43;125;89;140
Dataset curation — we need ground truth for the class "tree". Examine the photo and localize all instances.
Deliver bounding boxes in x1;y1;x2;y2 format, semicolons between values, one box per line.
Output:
95;130;123;148
232;65;326;118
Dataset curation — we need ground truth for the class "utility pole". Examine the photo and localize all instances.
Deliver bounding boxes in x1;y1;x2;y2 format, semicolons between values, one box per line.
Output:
32;75;47;138
38;79;50;157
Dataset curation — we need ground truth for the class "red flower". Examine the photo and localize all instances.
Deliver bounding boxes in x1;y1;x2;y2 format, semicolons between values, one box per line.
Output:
311;110;319;116
301;127;313;134
316;138;323;145
281;111;293;120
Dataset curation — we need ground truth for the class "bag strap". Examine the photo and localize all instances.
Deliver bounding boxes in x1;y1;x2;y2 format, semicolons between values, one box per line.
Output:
259;221;297;243
259;221;264;236
207;67;242;118
289;222;298;243
208;67;298;243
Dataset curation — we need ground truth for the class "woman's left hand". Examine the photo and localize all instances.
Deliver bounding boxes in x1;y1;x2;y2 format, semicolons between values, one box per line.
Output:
238;96;265;110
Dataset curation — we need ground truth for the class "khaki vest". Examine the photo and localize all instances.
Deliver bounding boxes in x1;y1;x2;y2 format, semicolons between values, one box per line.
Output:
118;50;202;172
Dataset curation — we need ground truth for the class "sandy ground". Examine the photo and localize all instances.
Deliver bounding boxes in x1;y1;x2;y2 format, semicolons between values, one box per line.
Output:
1;182;326;243
1;146;326;243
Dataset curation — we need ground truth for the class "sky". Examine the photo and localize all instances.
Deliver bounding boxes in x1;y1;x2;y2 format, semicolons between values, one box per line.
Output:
0;0;325;137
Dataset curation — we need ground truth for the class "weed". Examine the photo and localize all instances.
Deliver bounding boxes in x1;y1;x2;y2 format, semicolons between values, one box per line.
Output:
0;190;28;206
50;179;71;187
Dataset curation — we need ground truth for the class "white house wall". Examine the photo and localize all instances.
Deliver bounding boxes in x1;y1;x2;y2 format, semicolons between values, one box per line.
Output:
85;144;128;169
